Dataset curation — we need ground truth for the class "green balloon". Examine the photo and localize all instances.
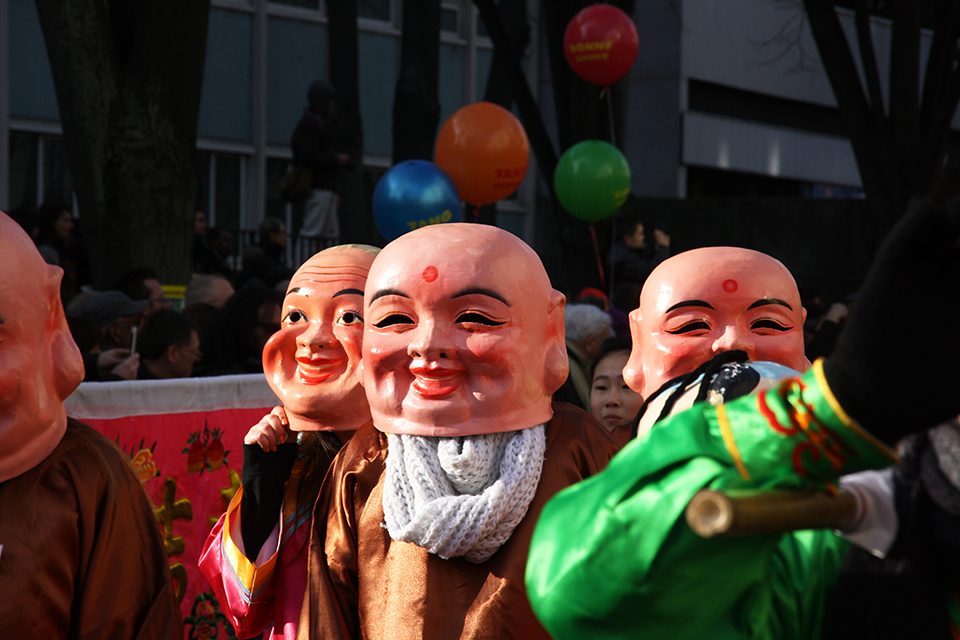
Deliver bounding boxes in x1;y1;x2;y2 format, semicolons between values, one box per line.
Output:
554;140;631;221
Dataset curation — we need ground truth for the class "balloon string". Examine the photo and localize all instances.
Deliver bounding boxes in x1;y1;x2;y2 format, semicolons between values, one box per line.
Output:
590;224;606;292
608;215;616;300
605;88;616;144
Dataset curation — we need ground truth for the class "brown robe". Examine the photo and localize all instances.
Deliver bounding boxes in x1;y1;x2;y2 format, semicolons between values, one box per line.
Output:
299;403;618;639
0;419;181;639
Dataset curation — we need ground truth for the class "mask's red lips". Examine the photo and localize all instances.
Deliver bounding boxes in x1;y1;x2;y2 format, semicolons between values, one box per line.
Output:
296;355;345;384
409;361;464;398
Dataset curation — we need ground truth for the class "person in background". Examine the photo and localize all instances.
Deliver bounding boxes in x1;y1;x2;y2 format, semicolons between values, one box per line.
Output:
199;244;378;640
67;288;148;356
181;275;235;378
112;266;172;317
573;286;609;311
589;336;643;448
195;226;235;280
184;274;235;310
291;79;351;243
0;210;181;638
34;202;91;304
200;281;283;376
191;210;209;271
136;309;202;380
554;303;614;410
606;212;671;293
234;218;294;291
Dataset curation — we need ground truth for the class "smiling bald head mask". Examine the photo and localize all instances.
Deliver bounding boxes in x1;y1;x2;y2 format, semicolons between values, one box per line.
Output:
0;211;84;482
262;244;378;431
623;246;808;399
361;223;568;437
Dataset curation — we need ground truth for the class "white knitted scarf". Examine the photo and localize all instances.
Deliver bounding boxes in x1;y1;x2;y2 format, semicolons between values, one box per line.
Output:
382;424;547;563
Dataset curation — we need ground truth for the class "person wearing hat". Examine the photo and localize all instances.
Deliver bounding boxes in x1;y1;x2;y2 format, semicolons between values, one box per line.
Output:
66;289;149;381
290;79;351;242
68;290;149;351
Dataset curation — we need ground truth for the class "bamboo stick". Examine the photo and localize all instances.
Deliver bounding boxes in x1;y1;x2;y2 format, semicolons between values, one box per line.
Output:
685;488;859;538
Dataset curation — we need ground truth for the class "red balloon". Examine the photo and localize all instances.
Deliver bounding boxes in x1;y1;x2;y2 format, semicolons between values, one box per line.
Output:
564;4;639;87
434;102;530;207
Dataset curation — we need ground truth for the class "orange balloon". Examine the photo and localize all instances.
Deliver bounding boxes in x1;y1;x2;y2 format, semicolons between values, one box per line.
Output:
434;102;530;206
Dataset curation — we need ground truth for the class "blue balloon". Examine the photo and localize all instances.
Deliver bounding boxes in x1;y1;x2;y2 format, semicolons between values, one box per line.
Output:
373;160;463;242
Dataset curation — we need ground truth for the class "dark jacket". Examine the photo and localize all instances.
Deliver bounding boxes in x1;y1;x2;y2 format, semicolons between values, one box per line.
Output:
291;109;341;192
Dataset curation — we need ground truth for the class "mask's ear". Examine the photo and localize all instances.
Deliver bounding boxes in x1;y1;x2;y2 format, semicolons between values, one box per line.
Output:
45;266;84;400
542;290;569;395
622;308;645;396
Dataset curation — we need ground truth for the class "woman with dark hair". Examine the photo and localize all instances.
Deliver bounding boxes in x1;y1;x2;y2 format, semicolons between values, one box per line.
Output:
35;202;90;303
589;335;644;448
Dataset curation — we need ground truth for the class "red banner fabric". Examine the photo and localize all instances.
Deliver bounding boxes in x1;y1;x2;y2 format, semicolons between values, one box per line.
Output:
66;375;279;639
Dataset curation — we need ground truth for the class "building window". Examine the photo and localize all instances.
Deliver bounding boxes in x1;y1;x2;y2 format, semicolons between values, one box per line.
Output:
8;131;73;213
197;151;244;232
441;6;460;34
358;0;392;22
271;0;321;9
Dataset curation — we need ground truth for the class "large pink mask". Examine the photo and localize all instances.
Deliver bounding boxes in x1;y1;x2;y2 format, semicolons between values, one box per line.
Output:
262;246;376;431
624;246;808;399
0;212;84;482
361;223;567;436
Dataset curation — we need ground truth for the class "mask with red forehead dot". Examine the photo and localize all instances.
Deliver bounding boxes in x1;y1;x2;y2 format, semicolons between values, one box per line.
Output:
262;245;376;432
361;223;568;436
623;246;808;400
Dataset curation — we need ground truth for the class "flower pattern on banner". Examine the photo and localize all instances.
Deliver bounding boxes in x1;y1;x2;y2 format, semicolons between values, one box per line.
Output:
83;404;273;638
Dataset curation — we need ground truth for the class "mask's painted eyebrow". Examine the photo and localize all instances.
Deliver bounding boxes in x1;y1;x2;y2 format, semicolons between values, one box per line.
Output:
333;288;364;298
451;287;510;306
747;298;793;311
665;299;714;313
369;288;410;304
286;287;303;296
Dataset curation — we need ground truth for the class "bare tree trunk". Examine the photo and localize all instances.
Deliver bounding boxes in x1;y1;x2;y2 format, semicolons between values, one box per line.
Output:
34;0;209;287
543;0;605;151
327;1;369;244
392;0;441;164
474;0;559;225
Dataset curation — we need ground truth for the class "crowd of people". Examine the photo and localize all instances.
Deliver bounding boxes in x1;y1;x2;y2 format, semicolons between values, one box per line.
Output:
6;184;956;640
7;206;302;384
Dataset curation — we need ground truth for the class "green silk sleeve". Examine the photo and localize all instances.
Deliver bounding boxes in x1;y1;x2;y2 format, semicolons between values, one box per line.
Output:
526;362;897;640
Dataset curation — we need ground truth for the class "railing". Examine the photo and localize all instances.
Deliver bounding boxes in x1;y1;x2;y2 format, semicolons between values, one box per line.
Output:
233;230;338;271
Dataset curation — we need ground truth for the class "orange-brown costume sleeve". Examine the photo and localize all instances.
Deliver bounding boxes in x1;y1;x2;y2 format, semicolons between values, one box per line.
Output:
0;420;181;640
299;405;618;639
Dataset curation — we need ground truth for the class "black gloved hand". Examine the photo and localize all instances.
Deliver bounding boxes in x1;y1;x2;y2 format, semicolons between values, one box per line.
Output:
239;442;299;560
823;197;960;446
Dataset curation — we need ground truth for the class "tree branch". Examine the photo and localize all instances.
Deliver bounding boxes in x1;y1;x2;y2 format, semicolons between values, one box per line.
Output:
803;0;895;216
888;0;921;185
919;0;960;140
853;0;885;119
473;0;559;185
